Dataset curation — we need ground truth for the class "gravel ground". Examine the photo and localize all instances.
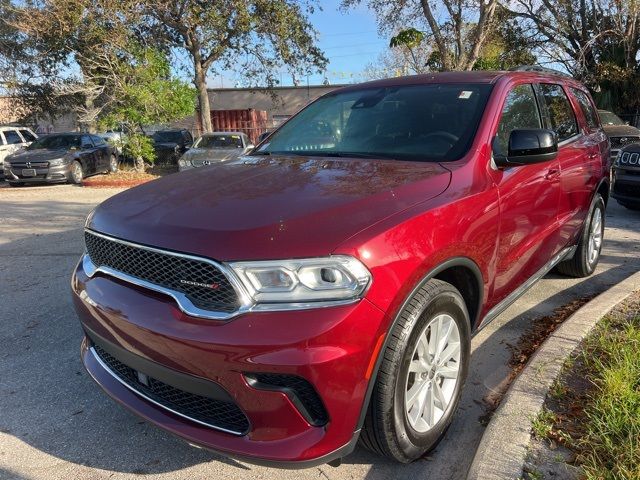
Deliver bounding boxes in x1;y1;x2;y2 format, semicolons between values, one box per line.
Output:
1;183;639;480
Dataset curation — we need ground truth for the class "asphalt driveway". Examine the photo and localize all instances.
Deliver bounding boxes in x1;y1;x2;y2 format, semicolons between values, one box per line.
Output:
1;184;639;480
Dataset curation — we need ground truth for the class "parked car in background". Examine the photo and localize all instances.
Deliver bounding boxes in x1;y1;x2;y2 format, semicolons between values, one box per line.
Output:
612;143;640;210
598;109;640;161
177;132;254;171
97;130;126;155
73;69;609;467
150;129;193;164
4;133;116;186
0;126;37;179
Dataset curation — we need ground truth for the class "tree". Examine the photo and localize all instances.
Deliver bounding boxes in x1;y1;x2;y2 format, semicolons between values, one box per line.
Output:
98;47;196;169
507;0;640;113
145;0;327;133
343;0;499;71
5;0;195;137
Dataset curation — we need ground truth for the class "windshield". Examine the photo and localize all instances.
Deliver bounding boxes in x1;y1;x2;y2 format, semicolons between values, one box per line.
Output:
153;131;183;143
255;83;492;161
195;134;244;149
598;111;625;126
28;135;80;150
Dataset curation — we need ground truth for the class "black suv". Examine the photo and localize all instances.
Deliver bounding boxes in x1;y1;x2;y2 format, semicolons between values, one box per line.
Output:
612;144;640;210
151;129;193;164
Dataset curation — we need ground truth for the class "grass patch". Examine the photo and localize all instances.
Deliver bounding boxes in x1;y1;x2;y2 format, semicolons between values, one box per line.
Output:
532;408;557;439
577;299;640;480
539;292;640;480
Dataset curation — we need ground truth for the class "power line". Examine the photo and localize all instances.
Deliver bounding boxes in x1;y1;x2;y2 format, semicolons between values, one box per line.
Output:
319;30;378;37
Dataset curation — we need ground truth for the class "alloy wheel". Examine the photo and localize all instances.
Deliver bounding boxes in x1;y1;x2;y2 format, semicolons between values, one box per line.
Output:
587;207;603;266
404;313;461;432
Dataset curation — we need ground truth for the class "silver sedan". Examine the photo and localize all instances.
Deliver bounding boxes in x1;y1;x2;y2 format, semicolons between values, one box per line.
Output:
178;132;254;171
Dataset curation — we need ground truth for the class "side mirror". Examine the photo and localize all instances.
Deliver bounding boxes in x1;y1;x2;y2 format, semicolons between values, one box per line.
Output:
493;129;558;168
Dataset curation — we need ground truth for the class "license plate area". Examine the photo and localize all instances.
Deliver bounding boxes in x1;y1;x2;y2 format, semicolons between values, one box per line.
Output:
21;168;36;177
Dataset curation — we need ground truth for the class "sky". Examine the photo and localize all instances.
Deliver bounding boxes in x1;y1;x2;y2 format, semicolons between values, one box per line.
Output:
209;0;389;88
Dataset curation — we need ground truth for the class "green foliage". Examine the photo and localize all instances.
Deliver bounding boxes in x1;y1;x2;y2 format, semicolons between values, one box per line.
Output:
390;28;424;49
577;300;640;480
97;47;196;129
531;407;557;439
122;133;156;165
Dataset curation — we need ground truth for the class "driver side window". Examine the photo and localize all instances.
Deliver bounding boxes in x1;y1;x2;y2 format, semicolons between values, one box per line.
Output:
495;84;542;156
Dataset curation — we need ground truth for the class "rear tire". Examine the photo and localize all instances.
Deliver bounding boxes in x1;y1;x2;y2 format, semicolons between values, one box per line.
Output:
69;160;83;184
556;193;605;277
359;279;470;462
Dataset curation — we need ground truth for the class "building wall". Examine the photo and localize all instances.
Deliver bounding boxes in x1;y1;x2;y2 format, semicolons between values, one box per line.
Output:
171;84;347;136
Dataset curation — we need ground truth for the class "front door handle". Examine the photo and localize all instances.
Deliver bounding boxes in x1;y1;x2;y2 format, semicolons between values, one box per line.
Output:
545;168;560;180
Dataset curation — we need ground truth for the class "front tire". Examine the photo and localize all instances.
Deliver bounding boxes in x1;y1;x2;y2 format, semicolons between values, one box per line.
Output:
556;193;605;277
359;279;470;462
69;160;84;184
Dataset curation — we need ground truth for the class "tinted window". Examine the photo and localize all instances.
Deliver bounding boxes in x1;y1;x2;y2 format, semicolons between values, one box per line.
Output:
598;110;625;126
539;84;578;141
153;131;183;143
571;88;599;130
28;135;81;150
19;130;36;142
81;135;94;148
495;84;542;155
195;134;244;149
4;130;23;144
91;135;106;146
258;83;493;162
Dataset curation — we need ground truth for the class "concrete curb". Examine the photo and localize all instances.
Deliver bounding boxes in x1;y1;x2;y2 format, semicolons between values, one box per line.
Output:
466;269;640;480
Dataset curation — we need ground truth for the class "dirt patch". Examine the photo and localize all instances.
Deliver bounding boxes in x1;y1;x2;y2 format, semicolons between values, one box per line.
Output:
82;165;176;188
482;295;596;416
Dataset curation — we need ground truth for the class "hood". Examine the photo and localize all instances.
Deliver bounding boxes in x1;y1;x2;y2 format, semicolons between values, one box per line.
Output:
88;156;451;260
184;148;244;165
602;124;640;137
7;148;69;162
153;142;179;150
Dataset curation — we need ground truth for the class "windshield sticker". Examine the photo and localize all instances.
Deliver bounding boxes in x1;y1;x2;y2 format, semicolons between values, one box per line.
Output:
231;135;240;139
458;90;473;99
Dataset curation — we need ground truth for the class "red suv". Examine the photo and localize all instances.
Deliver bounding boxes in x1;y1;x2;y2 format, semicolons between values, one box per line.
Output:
72;69;609;467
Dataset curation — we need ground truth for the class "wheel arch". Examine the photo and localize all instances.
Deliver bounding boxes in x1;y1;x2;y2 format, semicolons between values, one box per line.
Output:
354;257;484;433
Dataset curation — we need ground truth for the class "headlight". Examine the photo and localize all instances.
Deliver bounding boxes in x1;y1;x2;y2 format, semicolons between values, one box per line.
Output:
229;256;371;304
178;158;192;168
48;157;68;166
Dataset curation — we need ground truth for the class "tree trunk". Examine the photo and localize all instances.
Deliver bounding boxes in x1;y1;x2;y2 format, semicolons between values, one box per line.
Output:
194;62;212;133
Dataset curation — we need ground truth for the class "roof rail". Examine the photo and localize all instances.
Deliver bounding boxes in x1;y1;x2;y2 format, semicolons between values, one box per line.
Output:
509;65;573;78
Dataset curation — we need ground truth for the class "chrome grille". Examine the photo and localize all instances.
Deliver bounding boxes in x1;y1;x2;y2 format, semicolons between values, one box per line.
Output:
84;230;240;313
610;136;640;149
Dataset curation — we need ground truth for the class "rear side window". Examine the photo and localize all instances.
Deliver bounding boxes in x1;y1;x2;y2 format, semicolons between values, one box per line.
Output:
81;135;94;148
4;130;23;144
19;130;36;142
539;84;578;141
495;84;542;156
570;88;600;130
91;135;106;146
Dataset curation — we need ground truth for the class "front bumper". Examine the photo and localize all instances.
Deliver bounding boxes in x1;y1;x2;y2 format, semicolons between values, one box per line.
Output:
612;166;640;206
71;258;387;466
4;163;72;184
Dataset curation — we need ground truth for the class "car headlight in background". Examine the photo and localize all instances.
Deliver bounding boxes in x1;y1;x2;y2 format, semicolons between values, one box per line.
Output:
178;158;193;168
229;256;371;305
48;157;69;166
